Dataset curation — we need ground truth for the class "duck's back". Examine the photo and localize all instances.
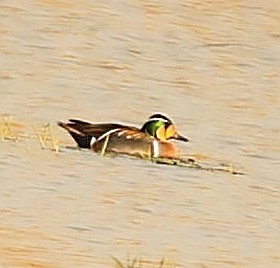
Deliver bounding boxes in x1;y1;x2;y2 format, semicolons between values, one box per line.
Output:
92;128;154;158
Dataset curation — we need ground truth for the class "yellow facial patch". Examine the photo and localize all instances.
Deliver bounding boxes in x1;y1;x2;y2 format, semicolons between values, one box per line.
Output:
165;124;176;140
155;125;167;141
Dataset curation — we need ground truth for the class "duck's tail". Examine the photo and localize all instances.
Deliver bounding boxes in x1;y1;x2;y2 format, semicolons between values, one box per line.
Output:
58;120;94;148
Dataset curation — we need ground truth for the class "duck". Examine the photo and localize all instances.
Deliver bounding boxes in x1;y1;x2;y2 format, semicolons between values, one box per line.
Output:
58;113;189;159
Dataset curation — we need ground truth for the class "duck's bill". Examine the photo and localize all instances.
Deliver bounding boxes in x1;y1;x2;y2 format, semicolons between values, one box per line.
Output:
174;133;189;142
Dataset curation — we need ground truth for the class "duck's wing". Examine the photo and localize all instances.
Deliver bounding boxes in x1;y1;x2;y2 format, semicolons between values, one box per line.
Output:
58;119;139;148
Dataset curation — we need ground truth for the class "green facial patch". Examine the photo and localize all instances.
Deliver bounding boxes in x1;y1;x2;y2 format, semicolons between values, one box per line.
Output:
144;120;165;137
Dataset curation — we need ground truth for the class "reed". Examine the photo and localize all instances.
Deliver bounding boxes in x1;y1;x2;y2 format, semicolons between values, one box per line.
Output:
0;114;20;141
101;133;110;156
32;123;60;153
0;114;60;153
111;256;175;268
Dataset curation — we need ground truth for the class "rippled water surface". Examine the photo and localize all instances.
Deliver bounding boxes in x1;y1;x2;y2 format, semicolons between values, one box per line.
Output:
0;0;279;267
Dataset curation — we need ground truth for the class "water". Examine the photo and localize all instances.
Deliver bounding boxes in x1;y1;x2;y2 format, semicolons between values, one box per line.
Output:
0;0;279;267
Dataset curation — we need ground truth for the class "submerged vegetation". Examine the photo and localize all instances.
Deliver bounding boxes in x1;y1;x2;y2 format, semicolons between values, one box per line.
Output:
0;114;244;174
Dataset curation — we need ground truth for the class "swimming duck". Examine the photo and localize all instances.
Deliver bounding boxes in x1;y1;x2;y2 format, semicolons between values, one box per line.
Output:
58;113;188;159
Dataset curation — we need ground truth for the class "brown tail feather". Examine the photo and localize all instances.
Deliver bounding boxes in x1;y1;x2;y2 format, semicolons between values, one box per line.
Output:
57;121;93;148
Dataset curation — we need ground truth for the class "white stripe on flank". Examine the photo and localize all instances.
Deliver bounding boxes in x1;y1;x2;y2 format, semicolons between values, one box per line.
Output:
152;140;160;158
97;128;121;142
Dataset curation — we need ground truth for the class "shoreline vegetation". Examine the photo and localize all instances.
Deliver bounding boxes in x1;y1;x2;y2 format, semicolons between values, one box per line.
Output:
111;256;177;268
0;114;244;174
0;114;60;152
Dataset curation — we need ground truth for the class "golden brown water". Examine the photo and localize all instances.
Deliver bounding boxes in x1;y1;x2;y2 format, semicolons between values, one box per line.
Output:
0;0;279;267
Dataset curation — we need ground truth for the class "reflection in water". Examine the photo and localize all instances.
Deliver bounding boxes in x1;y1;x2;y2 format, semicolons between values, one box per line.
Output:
0;0;279;267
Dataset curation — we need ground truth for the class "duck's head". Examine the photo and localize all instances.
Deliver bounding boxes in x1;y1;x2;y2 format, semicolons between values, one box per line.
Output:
141;113;189;142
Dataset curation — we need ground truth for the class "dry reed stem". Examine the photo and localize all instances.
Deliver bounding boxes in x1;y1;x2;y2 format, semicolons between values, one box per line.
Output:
101;134;110;156
33;123;49;149
46;124;60;153
111;256;175;268
33;123;60;153
0;115;59;153
0;114;19;141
